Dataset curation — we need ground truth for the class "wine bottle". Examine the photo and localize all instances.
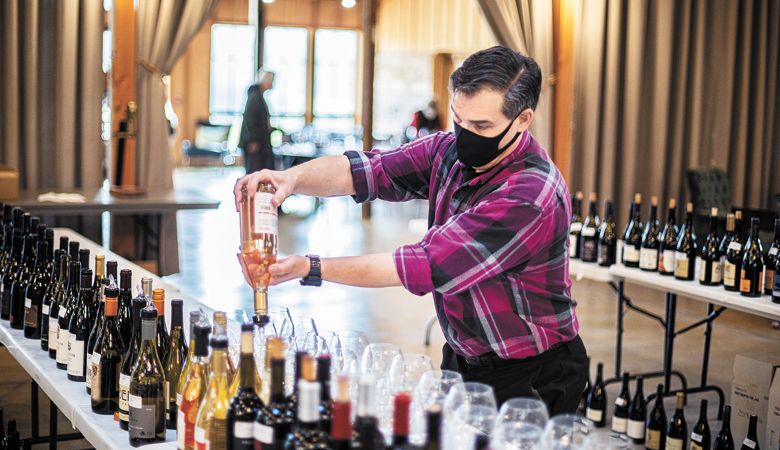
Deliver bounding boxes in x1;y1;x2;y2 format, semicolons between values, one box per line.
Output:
47;251;69;359
212;312;236;382
90;254;106;316
8;230;30;329
690;399;711;450
331;375;353;450
713;405;734;450
724;211;744;291
91;284;125;414
151;288;171;363
354;375;386;450
4;420;19;450
646;384;667;450
598;201;617;266
40;249;64;351
577;357;591;416
165;299;188;429
128;307;167;446
106;260;118;286
765;219;779;296
423;405;442;450
675;202;697;281
194;333;231;450
119;296;148;430
255;337;295;450
228;325;262;398
640;196;661;271
586;362;607;428
740;415;760;450
117;269;133;344
0;406;4;443
740;218;765;297
316;354;333;433
286;353;315;418
239;182;278;325
227;323;263;450
283;380;329;450
580;192;600;263
699;208;722;286
0;228;20;321
56;253;80;370
666;392;687;450
388;392;416;450
774;254;780;305
177;310;204;411
86;275;107;394
660;202;680;274
623;193;643;268
627;376;647;444
178;323;211;450
66;270;93;381
569;192;584;259
139;276;153;302
23;241;48;339
612;372;631;434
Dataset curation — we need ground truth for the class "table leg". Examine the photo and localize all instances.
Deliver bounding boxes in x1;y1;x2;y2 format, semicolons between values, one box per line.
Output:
157;214;163;276
615;280;625;379
49;400;57;450
663;292;677;393
31;381;39;439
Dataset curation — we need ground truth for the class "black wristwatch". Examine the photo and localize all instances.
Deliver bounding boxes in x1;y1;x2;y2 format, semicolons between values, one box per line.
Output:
300;254;322;287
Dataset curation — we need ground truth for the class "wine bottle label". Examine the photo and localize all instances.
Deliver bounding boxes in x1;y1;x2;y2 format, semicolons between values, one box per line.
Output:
690;431;703;443
25;297;32;308
568;235;579;258
675;253;690;278
253;193;278;235
119;373;131;420
627;419;645;439
728;241;742;251
233;421;254;439
59;307;67;318
690;444;703;450
67;336;85;377
582;227;596;237
195;427;209;450
740;271;752;293
86;352;94;388
611;416;627;433
770;247;779;256
57;329;71;364
176;393;182;408
91;359;101;402
254;422;273;444
164;381;170;420
48;318;59;348
666;437;684;450
42;304;49;315
765;269;775;293
614;397;627;407
129;395;158;439
586;407;603;422
624;245;640;263
646;430;662;449
570;223;583;233
660;250;676;273
724;261;738;286
742;438;756;449
581;241;597;261
24;298;37;328
639;248;658;270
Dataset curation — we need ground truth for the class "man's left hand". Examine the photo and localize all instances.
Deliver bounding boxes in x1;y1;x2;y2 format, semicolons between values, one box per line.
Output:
268;255;311;286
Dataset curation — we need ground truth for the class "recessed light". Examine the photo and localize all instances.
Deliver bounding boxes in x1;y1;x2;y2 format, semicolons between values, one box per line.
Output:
341;0;356;8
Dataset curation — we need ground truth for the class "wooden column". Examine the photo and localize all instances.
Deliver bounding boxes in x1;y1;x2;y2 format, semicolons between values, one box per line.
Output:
552;0;575;183
432;53;454;127
361;0;377;220
111;0;136;187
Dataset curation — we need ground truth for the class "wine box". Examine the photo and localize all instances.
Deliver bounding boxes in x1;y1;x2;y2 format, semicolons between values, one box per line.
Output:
0;166;19;200
731;354;778;448
765;369;780;449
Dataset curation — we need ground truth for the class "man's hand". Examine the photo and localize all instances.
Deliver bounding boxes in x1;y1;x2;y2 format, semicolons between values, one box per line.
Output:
233;169;295;211
268;255;311;286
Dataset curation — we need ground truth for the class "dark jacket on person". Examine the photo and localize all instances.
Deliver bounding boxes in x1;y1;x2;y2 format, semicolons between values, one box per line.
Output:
239;84;274;172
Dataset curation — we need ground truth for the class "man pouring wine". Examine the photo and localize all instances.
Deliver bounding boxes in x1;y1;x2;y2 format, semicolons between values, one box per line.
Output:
233;46;587;413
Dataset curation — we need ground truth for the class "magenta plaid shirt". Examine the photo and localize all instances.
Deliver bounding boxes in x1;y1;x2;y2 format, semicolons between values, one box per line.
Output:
345;131;578;359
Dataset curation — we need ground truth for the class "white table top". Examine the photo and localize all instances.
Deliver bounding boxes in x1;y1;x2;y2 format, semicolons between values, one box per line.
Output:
609;264;780;321
568;259;615;283
0;228;218;449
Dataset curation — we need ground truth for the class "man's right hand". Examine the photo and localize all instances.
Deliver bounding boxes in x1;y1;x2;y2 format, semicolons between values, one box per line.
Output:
233;169;295;211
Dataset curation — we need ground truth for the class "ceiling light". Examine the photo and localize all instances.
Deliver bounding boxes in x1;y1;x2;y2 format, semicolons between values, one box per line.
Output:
341;0;356;8
262;0;275;4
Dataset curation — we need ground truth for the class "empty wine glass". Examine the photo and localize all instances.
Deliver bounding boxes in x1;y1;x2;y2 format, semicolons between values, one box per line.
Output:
491;398;549;450
361;343;403;444
389;353;434;393
301;331;330;357
581;432;632;449
540;414;594;450
283;315;318;338
266;306;292;337
410;370;463;445
442;382;498;450
321;331;344;374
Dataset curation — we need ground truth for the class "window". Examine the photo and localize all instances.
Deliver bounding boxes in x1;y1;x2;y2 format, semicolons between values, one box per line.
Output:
313;29;359;134
263;26;309;133
209;24;257;118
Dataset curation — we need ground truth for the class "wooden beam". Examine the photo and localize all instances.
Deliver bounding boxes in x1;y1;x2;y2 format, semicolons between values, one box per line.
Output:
552;0;575;183
112;0;136;187
433;53;454;127
361;0;377;220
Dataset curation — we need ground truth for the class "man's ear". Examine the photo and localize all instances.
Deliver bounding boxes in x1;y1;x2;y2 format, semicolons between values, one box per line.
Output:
517;108;534;131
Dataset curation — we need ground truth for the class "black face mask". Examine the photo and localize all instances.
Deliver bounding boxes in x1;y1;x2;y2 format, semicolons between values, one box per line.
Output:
454;117;522;168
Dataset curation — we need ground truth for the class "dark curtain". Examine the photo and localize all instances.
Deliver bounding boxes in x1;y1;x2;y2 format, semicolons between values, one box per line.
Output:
570;0;780;224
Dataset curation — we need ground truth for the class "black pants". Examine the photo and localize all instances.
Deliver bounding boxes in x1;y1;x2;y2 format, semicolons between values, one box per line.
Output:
441;335;588;415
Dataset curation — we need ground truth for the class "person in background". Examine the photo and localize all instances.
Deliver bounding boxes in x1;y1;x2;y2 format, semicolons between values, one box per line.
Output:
239;70;276;174
409;99;443;139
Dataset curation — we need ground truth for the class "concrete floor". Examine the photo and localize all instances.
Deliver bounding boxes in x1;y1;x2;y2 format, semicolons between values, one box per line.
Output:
1;166;778;448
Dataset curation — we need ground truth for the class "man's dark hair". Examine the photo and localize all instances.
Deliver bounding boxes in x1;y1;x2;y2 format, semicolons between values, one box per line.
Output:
449;46;542;119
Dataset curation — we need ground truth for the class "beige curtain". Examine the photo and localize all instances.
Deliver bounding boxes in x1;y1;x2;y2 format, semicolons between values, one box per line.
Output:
571;0;780;224
135;0;220;274
476;0;554;152
0;0;104;191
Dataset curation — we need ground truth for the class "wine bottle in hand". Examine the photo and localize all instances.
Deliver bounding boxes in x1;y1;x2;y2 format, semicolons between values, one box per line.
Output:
646;384;667;450
585;362;606;427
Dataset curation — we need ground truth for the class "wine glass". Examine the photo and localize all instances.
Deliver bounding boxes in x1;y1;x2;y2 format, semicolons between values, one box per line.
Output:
442;382;498;450
265;306;292;337
581;432;632;449
320;331;344;373
283;316;318;339
389;353;434;393
301;331;330;357
490;398;549;450
539;414;594;450
410;370;463;445
361;343;403;443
